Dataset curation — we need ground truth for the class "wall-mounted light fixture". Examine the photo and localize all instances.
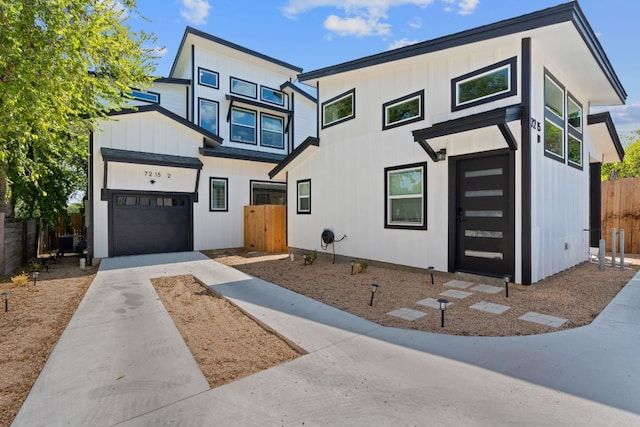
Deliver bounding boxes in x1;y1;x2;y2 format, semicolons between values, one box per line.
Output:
436;148;447;162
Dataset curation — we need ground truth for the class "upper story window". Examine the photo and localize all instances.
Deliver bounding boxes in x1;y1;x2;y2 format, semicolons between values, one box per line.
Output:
384;162;427;230
198;68;219;89
230;107;256;144
567;93;583;169
260;113;284;149
452;57;517;111
128;88;160;103
544;72;565;160
322;88;355;128
198;98;218;134
383;90;424;130
261;86;285;106
230;77;257;99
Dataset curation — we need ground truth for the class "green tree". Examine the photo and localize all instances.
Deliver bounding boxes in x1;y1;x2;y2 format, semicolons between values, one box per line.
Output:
602;131;640;180
0;0;156;223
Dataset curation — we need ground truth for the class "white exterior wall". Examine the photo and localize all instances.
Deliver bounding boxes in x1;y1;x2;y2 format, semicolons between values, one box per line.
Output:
193;159;276;251
291;93;317;149
288;40;523;272
528;45;594;283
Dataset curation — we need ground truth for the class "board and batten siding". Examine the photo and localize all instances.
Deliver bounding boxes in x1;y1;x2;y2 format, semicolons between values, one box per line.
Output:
288;41;523;272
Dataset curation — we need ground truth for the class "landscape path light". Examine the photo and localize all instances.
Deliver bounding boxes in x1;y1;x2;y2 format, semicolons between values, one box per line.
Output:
428;266;435;285
437;298;449;327
369;283;379;306
32;271;39;286
304;254;307;266
503;275;511;298
350;260;355;275
2;291;9;312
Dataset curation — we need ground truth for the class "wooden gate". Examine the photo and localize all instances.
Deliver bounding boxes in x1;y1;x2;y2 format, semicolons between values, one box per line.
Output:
244;205;287;253
601;177;640;253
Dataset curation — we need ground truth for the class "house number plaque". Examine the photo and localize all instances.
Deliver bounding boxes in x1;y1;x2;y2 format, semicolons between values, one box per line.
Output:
144;170;172;179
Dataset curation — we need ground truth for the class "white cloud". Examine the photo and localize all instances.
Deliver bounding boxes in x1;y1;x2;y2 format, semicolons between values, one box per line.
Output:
408;16;422;28
180;0;211;25
609;102;640;125
457;0;479;15
152;46;168;57
324;14;391;36
388;37;420;50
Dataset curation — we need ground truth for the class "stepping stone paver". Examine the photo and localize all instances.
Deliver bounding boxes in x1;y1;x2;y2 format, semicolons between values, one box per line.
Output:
440;289;473;299
417;298;453;309
470;301;511;314
444;280;475;289
519;312;567;327
471;284;504;294
387;308;427;321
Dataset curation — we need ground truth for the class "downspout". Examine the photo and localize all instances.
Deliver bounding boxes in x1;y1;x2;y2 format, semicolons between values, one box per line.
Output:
521;38;532;285
87;132;94;265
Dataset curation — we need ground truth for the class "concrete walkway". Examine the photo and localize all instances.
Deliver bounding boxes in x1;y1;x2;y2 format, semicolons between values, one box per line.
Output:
12;252;640;426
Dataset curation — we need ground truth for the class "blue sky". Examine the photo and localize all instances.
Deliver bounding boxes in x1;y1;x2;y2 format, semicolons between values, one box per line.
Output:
127;0;639;141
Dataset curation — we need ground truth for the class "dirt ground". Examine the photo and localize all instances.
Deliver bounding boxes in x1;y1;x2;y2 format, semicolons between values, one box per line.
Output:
0;249;638;426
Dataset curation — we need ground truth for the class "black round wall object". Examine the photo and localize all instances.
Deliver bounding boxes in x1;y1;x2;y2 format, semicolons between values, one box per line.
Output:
321;229;335;245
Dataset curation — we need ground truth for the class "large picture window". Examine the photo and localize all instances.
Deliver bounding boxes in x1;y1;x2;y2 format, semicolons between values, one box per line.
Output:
452;57;517;111
260;114;284;149
297;179;311;214
251;181;286;205
544;72;565;160
230;107;256;144
198;98;218;134
198;68;219;89
209;177;228;212
383;90;424;130
385;162;427;230
230;77;257;99
322;88;355;128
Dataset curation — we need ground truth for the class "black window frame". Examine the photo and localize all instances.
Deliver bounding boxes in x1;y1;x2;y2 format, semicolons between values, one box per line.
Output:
567;92;583;170
230;76;257;99
543;70;566;163
384;162;428;230
128;88;160;104
198;97;219;135
260;85;286;106
451;57;517;112
209;177;228;212
297;179;311;214
250;180;286;205
382;89;425;130
322;88;355;129
198;67;219;89
230;106;257;145
260;112;285;149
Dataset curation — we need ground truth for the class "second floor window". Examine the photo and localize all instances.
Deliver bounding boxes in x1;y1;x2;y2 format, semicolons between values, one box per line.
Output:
230;107;256;144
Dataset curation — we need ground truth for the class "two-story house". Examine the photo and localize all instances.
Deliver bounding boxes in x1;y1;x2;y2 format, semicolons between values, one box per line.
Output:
270;1;625;285
88;27;316;259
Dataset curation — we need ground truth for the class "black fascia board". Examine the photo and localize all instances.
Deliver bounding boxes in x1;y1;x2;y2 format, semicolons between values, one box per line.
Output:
588;112;625;161
412;105;523;158
297;2;625;104
280;81;318;103
170;26;303;76
153;77;191;85
269;136;320;178
104;104;223;145
199;146;286;164
100;147;203;169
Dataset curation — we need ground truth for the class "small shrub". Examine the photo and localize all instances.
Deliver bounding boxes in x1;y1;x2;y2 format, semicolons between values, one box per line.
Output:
11;271;30;287
306;250;318;265
358;259;368;272
30;261;43;272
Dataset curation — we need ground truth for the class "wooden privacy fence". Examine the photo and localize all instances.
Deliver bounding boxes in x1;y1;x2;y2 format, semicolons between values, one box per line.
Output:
244;205;287;253
601;177;640;254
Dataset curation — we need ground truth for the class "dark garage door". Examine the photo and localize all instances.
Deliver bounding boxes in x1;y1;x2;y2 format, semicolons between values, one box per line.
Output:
111;193;191;256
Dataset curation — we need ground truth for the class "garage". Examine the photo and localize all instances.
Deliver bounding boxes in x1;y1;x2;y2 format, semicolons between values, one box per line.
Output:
110;193;192;256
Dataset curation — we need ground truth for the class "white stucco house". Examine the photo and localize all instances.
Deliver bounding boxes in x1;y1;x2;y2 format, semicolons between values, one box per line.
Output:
269;1;625;285
88;27;316;259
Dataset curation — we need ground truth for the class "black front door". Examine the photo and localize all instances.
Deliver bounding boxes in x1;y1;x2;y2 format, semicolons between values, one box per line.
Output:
454;153;514;277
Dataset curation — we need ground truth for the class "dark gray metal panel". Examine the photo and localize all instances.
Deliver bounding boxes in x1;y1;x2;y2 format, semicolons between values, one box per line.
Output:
100;148;203;169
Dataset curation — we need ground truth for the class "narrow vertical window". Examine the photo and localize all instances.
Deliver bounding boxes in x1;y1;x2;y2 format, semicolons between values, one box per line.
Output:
544;72;565;160
210;177;228;211
297;179;311;214
198;98;218;134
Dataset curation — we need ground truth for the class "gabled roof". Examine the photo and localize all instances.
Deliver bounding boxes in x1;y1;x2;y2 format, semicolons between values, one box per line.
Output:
297;1;625;104
103;104;223;145
169;26;303;77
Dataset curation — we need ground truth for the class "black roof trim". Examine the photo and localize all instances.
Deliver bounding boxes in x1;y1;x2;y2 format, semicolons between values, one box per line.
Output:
100;147;203;169
297;2;625;103
153;77;190;85
225;94;293;115
199;146;286;164
280;81;318;103
170;27;303;76
269;136;320;178
587;112;625;161
413;105;523;160
103;104;223;145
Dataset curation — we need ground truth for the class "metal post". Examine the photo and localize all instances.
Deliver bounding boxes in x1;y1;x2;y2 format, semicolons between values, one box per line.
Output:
598;239;605;272
611;228;616;268
620;229;625;271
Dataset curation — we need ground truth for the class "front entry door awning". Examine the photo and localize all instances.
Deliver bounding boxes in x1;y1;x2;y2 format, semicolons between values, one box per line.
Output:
412;105;524;162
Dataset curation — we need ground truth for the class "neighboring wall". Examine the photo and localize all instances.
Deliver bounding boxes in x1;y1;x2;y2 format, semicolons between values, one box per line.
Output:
602;177;640;254
0;215;38;275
